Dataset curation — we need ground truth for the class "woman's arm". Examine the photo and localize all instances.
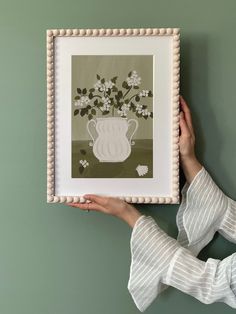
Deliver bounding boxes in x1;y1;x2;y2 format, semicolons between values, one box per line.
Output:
68;192;142;228
129;215;236;312
179;95;203;183
177;96;236;252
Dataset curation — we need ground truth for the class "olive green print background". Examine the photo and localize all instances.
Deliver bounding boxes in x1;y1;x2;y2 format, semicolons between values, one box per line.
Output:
71;55;153;178
71;55;153;140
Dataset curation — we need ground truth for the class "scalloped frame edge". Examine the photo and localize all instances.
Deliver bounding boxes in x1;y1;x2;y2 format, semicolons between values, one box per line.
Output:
46;27;180;204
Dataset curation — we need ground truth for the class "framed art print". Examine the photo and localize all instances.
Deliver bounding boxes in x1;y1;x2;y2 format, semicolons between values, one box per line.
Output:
47;28;180;204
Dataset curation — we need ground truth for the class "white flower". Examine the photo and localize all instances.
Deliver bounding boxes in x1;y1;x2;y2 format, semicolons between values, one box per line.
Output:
101;97;111;111
94;79;115;92
102;96;111;106
142;109;149;116
94;80;103;91
135;104;151;117
101;105;110;112
126;70;141;87
104;80;115;90
117;109;127;117
117;103;131;117
74;96;90;108
81;96;90;105
79;159;89;168
135;104;143;114
139;90;149;97
136;164;148;176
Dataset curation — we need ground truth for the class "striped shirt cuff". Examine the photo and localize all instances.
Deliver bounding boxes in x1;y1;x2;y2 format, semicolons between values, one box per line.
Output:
218;197;236;243
128;215;181;312
177;166;229;255
165;248;236;308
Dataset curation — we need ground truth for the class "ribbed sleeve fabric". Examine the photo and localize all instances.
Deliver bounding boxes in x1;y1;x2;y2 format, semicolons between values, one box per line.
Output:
128;166;236;311
165;249;236;308
127;215;182;312
177;166;232;256
218;197;236;243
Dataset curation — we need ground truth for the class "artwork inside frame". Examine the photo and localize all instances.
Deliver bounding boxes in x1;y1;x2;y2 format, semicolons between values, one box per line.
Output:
47;28;180;204
71;55;154;179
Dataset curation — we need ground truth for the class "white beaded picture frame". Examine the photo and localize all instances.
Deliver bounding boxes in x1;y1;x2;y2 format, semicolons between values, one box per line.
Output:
47;28;180;204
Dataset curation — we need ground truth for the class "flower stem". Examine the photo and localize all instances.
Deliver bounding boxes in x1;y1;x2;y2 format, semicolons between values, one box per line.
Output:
128;93;140;102
123;86;132;98
91;95;102;99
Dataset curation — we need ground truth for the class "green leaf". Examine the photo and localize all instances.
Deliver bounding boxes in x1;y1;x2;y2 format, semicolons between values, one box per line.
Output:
142;105;147;109
101;78;105;84
89;88;95;92
102;111;110;115
150;112;153;118
111;76;118;83
74;96;80;100
124;99;129;104
118;91;123;98
88;93;93;99
134;86;139;89
74;109;80;116
88;114;93;120
91;108;96;115
135;95;140;102
77;88;81;94
79;166;84;174
130;102;135;109
87;105;91;109
107;89;111;96
94;99;98;106
112;86;118;92
128;71;132;77
144;115;148;120
122;81;129;89
148;91;153;97
82;88;87;94
80;108;87;116
80;149;86;155
96;74;100;80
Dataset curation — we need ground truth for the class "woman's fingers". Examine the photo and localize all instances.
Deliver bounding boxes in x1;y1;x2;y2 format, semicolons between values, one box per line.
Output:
83;194;109;207
67;201;105;212
179;96;195;136
66;194;110;212
179;111;191;137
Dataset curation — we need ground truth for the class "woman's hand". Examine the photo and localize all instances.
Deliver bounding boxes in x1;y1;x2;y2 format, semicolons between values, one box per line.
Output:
67;194;142;228
179;96;203;183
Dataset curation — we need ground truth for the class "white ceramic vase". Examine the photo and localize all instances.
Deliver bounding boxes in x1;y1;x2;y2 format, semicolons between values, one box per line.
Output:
87;117;138;162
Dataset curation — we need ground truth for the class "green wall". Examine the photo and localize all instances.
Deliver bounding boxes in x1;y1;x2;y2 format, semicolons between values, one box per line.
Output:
0;0;236;313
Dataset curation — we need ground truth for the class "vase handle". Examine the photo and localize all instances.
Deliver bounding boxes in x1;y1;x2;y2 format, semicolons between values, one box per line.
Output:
86;119;97;147
127;119;138;146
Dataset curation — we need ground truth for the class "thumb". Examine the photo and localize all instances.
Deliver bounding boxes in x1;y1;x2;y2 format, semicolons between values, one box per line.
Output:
83;194;108;207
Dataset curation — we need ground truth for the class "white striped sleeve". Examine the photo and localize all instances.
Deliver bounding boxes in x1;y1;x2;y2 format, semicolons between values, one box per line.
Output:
218;197;236;243
176;166;235;256
127;215;182;312
165;248;236;308
128;215;236;311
